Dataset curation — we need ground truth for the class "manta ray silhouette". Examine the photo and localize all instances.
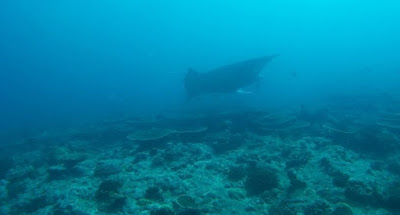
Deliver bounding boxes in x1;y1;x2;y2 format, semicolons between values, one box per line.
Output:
184;55;278;98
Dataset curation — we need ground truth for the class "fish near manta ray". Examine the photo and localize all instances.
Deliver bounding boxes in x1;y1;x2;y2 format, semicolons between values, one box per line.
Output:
184;55;278;98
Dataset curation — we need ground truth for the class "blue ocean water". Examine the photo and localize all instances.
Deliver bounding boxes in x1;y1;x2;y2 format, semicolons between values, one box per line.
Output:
1;0;399;133
1;1;400;214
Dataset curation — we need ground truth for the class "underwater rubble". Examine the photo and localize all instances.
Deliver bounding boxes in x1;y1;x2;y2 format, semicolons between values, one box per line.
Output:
1;97;400;214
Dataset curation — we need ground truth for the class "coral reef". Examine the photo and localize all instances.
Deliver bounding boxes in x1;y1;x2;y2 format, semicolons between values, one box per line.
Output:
245;165;279;196
1;103;400;214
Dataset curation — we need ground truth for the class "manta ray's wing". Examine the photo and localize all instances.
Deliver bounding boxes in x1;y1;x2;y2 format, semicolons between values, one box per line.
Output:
184;55;278;98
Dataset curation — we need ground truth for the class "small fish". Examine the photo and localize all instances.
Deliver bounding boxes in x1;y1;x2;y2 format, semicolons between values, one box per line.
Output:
236;88;254;94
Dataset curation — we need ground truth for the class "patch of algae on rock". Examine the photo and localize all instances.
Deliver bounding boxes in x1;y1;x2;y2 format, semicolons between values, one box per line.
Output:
174;126;208;134
376;112;400;130
254;111;310;131
126;128;175;141
175;195;196;208
126;126;208;142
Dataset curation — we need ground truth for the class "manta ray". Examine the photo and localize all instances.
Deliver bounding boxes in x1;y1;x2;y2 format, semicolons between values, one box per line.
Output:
184;55;278;98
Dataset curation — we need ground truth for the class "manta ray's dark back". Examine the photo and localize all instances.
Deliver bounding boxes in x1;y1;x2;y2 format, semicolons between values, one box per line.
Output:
184;55;278;98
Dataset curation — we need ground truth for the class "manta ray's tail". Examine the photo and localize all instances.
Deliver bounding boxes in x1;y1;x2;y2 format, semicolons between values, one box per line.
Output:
184;68;200;99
